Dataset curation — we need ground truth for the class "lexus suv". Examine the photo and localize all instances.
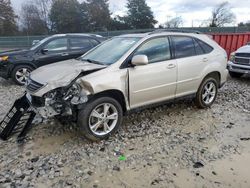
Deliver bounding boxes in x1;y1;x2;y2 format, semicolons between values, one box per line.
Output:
0;33;105;85
228;42;250;78
0;31;228;141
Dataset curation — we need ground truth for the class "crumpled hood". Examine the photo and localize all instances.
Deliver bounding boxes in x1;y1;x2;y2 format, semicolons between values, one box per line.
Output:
236;45;250;53
30;59;106;88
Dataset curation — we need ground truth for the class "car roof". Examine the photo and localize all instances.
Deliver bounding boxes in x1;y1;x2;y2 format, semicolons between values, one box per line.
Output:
120;31;201;38
52;33;104;38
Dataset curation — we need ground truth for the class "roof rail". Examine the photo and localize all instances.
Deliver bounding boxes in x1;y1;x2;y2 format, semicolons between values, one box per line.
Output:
149;29;202;35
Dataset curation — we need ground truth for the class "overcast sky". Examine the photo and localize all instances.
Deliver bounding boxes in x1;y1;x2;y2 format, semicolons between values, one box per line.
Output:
11;0;250;27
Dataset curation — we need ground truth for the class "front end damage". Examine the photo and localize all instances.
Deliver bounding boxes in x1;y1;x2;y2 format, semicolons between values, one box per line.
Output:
0;82;89;142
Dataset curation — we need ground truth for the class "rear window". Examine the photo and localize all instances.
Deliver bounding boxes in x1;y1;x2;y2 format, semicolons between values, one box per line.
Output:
172;36;196;58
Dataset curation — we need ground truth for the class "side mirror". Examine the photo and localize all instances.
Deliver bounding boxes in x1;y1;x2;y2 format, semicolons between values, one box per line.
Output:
131;55;149;66
41;48;48;54
32;40;40;46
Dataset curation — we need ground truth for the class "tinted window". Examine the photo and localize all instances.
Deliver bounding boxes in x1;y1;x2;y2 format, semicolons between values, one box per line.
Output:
90;39;100;46
193;39;204;55
45;38;67;51
197;39;213;53
134;37;171;64
70;38;92;50
172;36;196;58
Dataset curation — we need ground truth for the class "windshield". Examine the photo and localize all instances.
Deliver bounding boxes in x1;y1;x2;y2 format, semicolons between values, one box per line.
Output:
30;36;52;50
81;37;141;65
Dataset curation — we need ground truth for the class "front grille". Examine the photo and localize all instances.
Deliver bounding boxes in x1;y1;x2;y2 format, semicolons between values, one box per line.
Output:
235;53;250;58
26;79;44;92
234;56;250;66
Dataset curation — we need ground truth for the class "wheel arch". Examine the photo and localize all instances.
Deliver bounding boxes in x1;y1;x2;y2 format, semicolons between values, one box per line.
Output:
201;71;221;87
10;63;37;73
88;89;128;114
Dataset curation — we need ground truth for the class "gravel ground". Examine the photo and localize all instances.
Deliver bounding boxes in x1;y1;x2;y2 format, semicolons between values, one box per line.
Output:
0;76;250;188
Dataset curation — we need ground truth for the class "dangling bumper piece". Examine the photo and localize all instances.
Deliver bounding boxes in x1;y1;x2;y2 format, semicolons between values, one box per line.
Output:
0;94;36;141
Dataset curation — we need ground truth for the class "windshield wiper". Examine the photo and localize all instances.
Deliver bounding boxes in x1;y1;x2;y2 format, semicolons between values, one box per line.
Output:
82;59;104;65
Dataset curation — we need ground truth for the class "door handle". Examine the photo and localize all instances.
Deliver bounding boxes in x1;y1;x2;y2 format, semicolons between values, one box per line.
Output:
61;52;69;56
203;58;208;62
166;63;176;69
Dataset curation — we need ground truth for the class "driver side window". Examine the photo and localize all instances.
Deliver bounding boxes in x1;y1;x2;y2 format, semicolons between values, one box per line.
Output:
44;38;68;51
134;37;171;64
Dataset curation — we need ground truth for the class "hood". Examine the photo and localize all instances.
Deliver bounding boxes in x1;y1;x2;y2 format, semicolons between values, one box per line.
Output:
236;45;250;53
0;49;30;56
30;59;107;86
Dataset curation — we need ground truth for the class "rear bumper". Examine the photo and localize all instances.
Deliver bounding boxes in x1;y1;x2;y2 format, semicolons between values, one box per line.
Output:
227;61;250;74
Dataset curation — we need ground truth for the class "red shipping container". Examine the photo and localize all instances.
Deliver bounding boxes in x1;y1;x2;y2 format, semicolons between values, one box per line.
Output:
211;33;250;58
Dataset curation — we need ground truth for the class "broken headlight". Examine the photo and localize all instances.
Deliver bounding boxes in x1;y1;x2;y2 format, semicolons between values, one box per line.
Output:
63;83;88;105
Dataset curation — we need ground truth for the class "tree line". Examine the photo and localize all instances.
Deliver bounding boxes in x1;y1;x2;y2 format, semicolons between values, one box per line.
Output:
0;0;249;36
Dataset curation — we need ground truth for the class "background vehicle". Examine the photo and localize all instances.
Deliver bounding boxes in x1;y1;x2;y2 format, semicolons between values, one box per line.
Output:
0;31;228;141
228;42;250;78
0;33;106;85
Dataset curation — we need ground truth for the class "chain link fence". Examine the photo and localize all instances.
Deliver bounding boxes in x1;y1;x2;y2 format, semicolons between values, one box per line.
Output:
0;27;249;49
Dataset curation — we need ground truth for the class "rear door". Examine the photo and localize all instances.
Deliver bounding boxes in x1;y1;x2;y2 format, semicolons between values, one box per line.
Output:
171;36;213;97
128;37;177;108
34;37;69;67
68;37;95;59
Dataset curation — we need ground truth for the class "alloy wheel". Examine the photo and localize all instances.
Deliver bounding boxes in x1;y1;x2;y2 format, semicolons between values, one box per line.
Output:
202;81;216;105
15;68;30;84
88;103;118;136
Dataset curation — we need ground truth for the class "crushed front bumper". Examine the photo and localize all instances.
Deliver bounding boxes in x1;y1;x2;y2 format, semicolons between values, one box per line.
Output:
0;94;36;141
227;61;250;74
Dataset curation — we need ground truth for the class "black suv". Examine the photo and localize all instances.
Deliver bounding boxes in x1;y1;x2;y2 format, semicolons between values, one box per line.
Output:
0;34;105;85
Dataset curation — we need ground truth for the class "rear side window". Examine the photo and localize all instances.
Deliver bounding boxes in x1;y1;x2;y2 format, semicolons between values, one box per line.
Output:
172;36;196;58
196;39;213;53
134;37;171;64
193;39;204;55
69;38;92;50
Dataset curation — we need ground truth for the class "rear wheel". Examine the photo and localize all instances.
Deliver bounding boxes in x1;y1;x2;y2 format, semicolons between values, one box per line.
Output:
229;71;244;78
77;97;123;141
195;77;218;108
11;65;33;85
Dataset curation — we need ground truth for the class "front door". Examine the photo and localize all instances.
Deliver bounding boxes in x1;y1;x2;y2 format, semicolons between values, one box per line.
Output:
128;37;177;109
35;37;69;67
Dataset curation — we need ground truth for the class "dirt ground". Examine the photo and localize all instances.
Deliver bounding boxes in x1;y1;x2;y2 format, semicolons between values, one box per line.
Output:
0;75;250;188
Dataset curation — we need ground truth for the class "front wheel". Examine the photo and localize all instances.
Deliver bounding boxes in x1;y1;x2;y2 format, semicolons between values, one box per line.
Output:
77;97;123;141
11;65;33;85
195;77;218;108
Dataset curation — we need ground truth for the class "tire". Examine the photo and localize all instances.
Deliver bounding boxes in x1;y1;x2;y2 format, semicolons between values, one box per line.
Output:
229;71;244;78
11;65;33;85
195;77;218;109
77;97;123;141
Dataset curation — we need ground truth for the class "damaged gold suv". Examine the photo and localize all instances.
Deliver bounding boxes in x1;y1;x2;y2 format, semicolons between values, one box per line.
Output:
0;30;228;141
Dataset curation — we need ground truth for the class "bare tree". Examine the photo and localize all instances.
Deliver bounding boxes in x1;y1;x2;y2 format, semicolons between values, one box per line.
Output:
20;2;48;35
164;16;183;28
209;1;236;27
0;0;18;35
35;0;52;33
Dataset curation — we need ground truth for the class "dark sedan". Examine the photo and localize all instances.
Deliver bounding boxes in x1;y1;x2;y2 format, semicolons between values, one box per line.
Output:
0;33;106;85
